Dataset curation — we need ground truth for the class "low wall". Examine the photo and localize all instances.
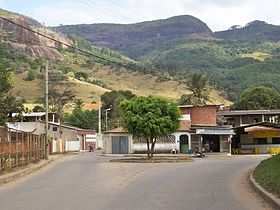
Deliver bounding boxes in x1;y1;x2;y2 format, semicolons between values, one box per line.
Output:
132;143;176;153
241;144;280;154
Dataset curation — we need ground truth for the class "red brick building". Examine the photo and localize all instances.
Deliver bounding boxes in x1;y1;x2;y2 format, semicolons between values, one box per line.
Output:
175;105;234;154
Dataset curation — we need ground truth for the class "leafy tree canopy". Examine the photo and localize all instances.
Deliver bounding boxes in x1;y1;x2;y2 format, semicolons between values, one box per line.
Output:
64;107;98;130
179;73;211;106
0;57;24;126
232;86;280;110
120;96;180;158
101;90;135;129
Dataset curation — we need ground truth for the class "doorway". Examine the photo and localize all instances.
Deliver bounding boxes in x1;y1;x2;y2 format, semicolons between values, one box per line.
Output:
112;136;129;154
203;135;220;152
180;135;189;154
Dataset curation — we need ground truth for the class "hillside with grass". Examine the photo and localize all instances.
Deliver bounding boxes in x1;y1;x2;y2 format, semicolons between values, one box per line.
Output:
55;16;280;101
0;9;229;106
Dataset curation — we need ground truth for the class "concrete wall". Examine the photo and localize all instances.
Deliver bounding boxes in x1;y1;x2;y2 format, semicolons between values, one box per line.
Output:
103;133;132;154
132;143;176;153
242;144;280;154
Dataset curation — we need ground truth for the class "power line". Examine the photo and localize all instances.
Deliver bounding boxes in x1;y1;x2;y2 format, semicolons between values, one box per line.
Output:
108;0;149;20
77;0;131;22
0;15;145;72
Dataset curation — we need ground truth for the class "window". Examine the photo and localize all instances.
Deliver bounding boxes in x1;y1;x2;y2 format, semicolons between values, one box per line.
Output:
253;138;267;145
53;127;58;132
272;138;280;144
253;118;259;123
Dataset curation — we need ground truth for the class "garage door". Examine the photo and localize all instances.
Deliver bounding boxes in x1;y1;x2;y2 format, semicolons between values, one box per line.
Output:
112;136;129;154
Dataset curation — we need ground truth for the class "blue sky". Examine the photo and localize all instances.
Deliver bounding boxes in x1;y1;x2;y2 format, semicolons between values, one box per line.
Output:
1;0;280;31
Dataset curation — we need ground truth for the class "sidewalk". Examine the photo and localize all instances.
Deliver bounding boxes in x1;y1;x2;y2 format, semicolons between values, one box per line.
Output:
0;154;61;186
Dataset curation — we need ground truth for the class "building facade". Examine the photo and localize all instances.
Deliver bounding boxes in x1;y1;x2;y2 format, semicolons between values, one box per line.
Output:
218;110;280;154
103;105;234;154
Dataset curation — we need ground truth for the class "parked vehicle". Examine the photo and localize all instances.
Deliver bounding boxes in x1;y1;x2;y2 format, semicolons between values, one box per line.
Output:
89;144;94;152
190;146;207;158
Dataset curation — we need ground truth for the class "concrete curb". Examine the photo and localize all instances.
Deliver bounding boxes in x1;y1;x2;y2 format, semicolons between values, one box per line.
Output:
110;157;193;163
250;168;280;209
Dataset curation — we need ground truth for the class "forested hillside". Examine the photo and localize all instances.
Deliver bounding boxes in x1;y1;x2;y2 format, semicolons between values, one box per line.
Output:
56;16;280;101
0;9;229;105
55;15;213;59
215;20;280;42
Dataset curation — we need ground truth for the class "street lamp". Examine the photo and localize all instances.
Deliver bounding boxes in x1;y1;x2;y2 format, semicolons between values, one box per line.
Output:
104;108;111;131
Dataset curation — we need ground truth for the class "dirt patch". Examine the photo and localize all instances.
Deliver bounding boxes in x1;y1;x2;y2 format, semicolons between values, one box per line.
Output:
232;167;273;210
110;157;193;163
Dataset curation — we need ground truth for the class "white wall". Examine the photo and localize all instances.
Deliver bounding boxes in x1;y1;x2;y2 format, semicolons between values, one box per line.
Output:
132;143;176;153
65;141;80;151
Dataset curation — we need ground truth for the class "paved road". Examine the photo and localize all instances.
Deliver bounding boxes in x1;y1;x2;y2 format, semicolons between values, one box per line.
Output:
0;153;272;210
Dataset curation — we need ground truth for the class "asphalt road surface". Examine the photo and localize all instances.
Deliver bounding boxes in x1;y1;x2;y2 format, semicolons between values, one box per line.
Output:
0;153;272;210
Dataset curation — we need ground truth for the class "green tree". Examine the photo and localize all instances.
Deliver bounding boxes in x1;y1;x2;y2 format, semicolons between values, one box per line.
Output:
64;107;98;130
120;96;180;158
179;73;211;105
0;58;24;126
32;105;45;112
101;90;135;129
25;70;38;81
232;86;280;110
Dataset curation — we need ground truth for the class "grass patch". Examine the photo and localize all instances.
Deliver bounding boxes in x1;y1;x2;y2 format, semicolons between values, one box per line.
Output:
241;52;270;61
253;154;280;197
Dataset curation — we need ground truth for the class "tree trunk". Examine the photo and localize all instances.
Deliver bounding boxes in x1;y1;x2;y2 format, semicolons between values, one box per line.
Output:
146;139;151;159
151;139;156;158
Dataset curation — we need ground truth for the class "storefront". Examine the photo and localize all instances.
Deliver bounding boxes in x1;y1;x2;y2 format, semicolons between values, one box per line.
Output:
233;122;280;154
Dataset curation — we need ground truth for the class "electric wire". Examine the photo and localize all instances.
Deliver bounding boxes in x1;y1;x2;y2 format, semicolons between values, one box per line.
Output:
108;0;149;20
77;0;131;22
0;15;146;72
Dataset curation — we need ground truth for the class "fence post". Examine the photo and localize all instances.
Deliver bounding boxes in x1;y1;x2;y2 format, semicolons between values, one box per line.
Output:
27;133;30;163
16;131;18;166
8;129;11;169
21;133;24;164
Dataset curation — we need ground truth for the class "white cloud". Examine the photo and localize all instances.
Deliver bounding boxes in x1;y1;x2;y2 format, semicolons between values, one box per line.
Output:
7;0;280;31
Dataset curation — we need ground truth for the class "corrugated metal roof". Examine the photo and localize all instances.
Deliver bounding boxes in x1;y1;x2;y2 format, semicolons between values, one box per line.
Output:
12;112;57;117
233;122;280;129
218;110;280;116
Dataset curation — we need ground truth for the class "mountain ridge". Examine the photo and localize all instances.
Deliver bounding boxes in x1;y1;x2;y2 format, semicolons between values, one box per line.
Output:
0;9;229;105
55;15;213;59
215;20;280;42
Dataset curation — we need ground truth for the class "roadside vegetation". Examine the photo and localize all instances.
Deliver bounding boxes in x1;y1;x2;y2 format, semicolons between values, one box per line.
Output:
253;154;280;197
120;96;180;158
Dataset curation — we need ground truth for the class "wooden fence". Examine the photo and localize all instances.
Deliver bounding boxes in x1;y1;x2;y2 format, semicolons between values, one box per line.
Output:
0;127;45;172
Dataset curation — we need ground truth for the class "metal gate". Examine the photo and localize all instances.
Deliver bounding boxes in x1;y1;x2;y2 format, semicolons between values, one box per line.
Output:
112;136;128;154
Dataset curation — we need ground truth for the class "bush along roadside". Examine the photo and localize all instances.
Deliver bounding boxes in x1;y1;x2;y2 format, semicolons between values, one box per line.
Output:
253;154;280;198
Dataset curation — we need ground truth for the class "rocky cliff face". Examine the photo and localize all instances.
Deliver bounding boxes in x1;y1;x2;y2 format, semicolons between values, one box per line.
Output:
55;15;213;59
0;10;63;60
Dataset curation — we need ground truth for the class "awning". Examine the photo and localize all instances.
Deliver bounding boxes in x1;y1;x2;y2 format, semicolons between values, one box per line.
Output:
196;128;235;135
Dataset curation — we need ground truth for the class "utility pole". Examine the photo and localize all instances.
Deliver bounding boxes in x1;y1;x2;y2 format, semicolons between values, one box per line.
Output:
98;96;101;135
96;95;102;149
105;108;111;131
45;61;49;160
